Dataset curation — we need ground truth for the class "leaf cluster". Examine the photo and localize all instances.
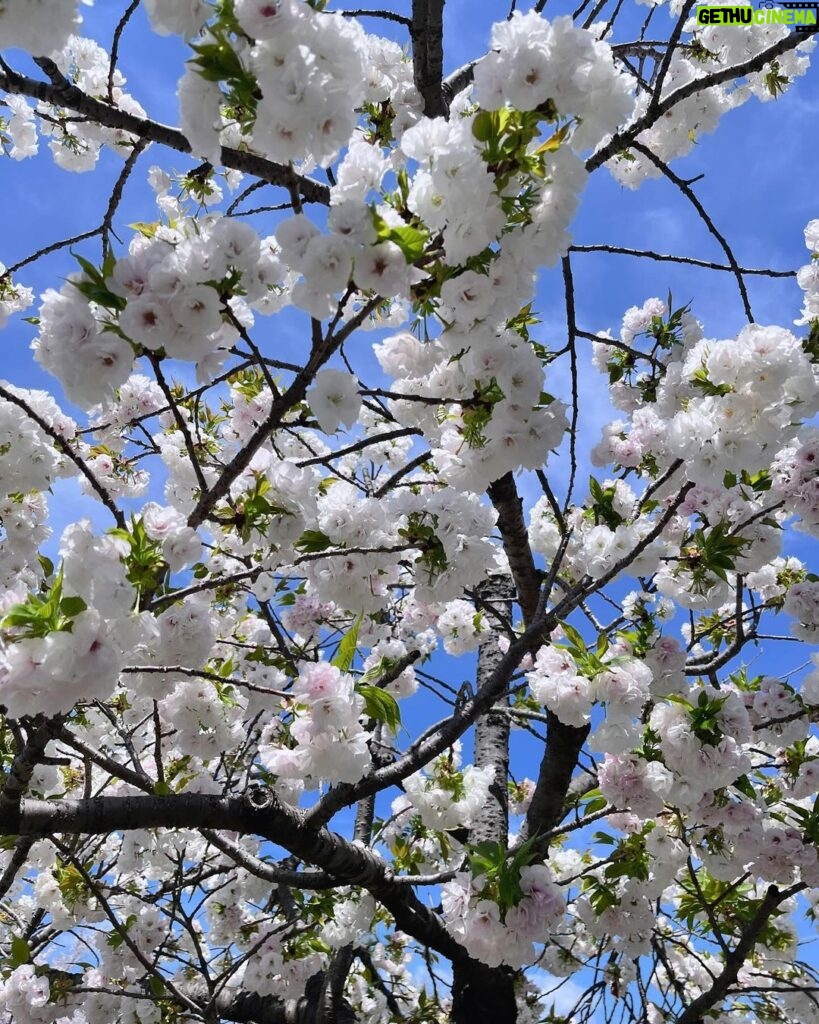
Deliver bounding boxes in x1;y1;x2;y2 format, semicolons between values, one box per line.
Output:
467;834;541;917
0;565;86;640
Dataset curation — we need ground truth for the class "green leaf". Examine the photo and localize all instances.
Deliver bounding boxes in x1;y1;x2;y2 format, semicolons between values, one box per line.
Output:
583;791;608;815
471;110;495;143
73;253;102;282
467;840;507;876
357;684;401;733
10;936;30;967
294;530;333;553
377;222;429;264
149;975;166;998
559;621;586;655
128;221;161;239
59;596;88;618
498;869;521;909
106;913;137;949
691;366;732;397
69;251;127;311
0;564;87;639
508;832;541;873
535;122;571;154
331;613;363;673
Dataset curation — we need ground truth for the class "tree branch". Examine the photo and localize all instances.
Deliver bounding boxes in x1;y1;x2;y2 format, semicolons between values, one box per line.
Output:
569;243;796;278
487;473;541;625
674;884;804;1024
471;576;515;847
0;791;467;964
0;59;330;205
519;714;591;856
0;384;126;528
187;298;381;529
630;141;753;321
588;31;810;172
410;0;447;118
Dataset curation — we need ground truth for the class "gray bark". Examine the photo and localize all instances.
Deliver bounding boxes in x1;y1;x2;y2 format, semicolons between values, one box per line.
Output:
410;0;447;118
0;791;465;964
451;576;518;1024
471;576;515;847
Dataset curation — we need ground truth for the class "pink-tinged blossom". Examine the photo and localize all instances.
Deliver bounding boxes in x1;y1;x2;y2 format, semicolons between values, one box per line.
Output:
0;609;122;719
527;646;594;727
441;873;472;924
354;242;412;297
0;964;51;1024
519;864;565;925
784;581;819;640
598;753;673;818
156;594;216;667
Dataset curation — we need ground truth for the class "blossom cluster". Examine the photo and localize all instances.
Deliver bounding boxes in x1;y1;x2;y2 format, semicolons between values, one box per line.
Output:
394;745;495;832
173;0;371;169
260;661;371;786
0;387;76;588
0;266;34;325
33;214;291;407
0;33;145;171
473;11;634;149
0;0;82;56
442;863;565;967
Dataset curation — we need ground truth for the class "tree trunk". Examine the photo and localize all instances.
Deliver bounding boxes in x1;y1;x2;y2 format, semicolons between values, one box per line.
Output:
451;961;518;1024
451;576;518;1023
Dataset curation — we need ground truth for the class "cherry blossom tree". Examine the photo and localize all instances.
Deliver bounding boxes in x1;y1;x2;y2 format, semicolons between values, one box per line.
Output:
0;1;818;1022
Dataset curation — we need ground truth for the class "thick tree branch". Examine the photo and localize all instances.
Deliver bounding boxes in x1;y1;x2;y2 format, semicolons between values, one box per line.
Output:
201;829;339;889
471;576;515;847
308;483;692;829
0;716;63;810
441;59;480;106
59;968;360;1024
519;714;591;856
452;578;518;1024
410;0;447;117
206;975;358;1024
487;474;541;624
56;725;153;792
0;791;467;964
0;59;330;205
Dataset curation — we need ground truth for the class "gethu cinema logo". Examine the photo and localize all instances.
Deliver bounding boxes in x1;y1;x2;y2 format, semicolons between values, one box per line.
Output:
696;3;818;25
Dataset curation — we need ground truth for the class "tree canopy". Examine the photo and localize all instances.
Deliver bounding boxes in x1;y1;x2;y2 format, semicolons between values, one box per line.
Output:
0;1;818;1022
